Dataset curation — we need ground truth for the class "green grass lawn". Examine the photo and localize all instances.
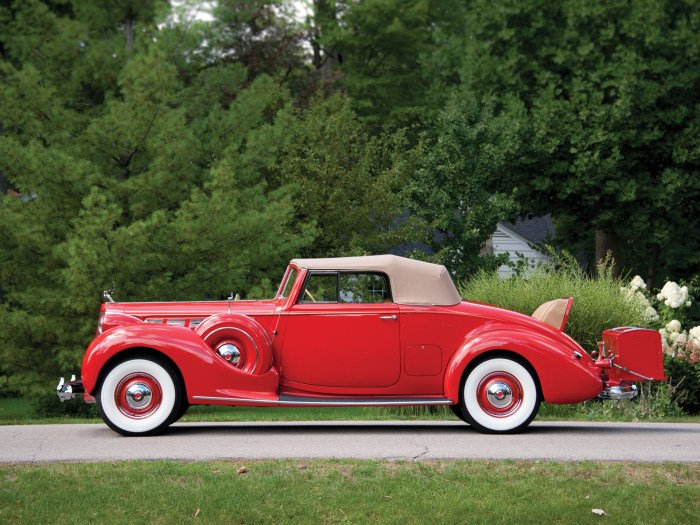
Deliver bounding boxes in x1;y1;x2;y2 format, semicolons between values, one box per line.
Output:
1;460;698;524
2;397;699;425
2;397;698;524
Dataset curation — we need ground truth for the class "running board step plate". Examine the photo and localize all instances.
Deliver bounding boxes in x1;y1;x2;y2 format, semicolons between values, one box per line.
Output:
278;395;454;406
193;395;454;407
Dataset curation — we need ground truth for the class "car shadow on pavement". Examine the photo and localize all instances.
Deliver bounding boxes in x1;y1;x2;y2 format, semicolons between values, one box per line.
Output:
164;422;472;436
159;421;699;437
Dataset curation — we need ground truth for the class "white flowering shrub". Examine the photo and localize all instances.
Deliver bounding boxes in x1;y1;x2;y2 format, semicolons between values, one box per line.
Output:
659;320;700;365
657;281;691;309
622;275;694;325
621;276;697;362
629;275;647;292
620;276;658;321
621;276;700;413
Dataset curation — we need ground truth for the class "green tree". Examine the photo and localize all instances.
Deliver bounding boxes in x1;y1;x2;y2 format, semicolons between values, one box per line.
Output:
409;96;517;278
309;0;463;131
455;0;700;284
207;0;307;82
2;1;447;397
280;95;420;257
72;0;170;52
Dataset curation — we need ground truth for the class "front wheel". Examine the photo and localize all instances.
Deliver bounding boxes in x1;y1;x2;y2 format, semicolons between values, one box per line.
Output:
456;357;540;434
96;356;183;436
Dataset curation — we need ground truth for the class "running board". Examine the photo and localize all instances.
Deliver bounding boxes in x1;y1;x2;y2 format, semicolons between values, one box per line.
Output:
193;395;454;407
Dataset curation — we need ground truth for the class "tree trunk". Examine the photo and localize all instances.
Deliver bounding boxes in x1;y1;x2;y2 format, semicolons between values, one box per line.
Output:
124;14;135;52
311;0;341;80
595;229;621;277
646;243;660;289
0;122;6;194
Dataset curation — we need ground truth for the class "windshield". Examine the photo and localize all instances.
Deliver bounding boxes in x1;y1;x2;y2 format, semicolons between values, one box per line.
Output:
277;267;298;299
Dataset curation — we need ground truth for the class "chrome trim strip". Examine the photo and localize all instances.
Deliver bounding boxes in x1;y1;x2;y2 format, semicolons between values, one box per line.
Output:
192;395;454;406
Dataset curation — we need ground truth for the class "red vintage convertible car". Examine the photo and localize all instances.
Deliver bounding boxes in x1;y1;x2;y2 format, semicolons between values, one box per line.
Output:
57;255;665;435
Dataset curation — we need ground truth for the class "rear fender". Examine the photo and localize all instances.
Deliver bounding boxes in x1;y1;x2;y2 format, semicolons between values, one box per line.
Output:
444;328;603;405
81;324;279;403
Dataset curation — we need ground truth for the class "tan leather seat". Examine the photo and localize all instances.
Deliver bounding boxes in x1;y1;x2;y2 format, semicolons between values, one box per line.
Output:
531;297;573;331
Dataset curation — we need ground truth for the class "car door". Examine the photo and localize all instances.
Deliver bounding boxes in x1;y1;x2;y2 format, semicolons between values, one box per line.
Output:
281;271;401;389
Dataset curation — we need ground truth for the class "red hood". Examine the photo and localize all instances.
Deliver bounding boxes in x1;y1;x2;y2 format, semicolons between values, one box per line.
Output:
103;299;278;321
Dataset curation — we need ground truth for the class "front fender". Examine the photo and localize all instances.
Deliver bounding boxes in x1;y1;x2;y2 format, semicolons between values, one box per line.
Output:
444;328;603;405
81;324;279;402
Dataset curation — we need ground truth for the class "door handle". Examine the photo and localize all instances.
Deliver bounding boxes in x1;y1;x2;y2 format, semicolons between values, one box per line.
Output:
379;315;397;320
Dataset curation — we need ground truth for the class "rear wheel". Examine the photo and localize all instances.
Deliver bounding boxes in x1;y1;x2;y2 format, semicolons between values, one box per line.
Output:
450;404;466;422
457;357;540;433
96;356;182;436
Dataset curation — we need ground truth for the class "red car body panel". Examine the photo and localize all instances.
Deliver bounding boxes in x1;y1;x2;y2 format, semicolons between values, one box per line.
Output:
281;302;401;388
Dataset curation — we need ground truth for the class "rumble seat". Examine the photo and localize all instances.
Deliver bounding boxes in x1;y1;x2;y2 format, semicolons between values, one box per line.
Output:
531;297;573;331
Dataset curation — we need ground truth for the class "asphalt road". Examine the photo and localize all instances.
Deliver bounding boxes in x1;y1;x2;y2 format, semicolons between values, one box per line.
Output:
1;421;698;464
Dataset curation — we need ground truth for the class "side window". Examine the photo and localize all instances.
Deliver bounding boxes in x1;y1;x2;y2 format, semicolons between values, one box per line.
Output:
340;273;391;304
300;272;392;304
301;273;338;303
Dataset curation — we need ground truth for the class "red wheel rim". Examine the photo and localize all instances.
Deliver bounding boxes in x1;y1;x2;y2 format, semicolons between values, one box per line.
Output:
115;373;162;419
476;372;523;417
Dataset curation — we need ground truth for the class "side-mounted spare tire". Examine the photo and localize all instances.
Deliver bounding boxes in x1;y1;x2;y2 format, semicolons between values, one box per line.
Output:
195;313;273;375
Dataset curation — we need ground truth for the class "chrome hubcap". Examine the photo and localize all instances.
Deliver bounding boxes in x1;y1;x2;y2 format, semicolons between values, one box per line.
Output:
217;343;242;365
486;381;513;409
125;383;153;409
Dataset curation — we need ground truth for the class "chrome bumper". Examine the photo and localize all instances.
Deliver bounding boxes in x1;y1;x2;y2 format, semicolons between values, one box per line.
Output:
598;383;638;401
57;375;86;402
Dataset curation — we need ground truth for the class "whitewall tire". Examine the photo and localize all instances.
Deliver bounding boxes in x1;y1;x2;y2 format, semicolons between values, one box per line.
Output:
459;357;540;433
96;357;182;436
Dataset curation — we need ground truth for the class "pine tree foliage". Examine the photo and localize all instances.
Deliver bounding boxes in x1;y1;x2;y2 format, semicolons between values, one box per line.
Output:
0;0;443;394
3;1;693;397
0;1;409;393
280;95;419;257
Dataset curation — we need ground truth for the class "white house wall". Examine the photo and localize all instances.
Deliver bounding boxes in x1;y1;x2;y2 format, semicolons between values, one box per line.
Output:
492;224;550;278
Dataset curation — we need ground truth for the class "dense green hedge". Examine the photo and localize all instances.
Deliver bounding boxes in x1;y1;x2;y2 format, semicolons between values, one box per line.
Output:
459;255;652;353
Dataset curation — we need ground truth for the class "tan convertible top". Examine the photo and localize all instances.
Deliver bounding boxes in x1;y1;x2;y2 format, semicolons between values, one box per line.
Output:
290;255;462;306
